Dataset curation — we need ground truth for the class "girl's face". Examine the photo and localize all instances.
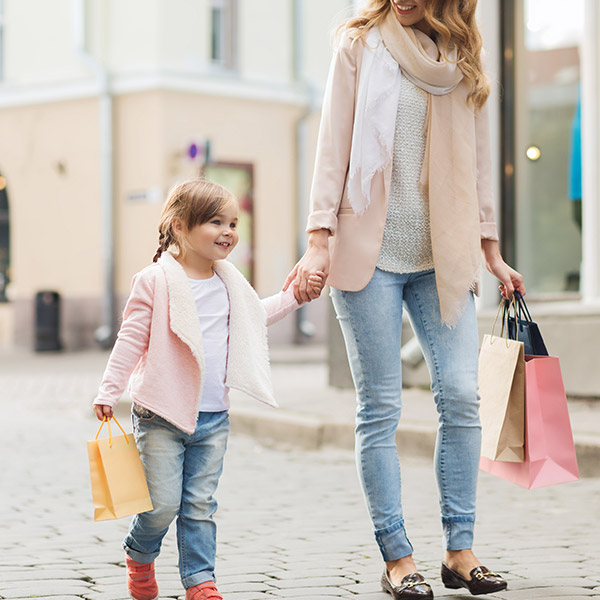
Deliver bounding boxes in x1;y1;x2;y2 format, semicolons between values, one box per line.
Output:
177;199;240;266
389;0;429;31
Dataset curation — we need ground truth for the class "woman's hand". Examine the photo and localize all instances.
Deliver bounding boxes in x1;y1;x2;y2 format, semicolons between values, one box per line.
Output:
94;404;114;421
284;229;331;303
481;239;525;299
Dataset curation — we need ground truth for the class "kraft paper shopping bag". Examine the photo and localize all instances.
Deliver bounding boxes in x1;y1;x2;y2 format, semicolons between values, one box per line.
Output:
478;333;525;462
88;416;153;521
480;354;579;489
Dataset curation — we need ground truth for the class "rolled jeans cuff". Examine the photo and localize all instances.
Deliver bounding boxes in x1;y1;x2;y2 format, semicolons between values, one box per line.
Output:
123;542;159;564
374;520;414;562
183;570;215;589
442;515;475;551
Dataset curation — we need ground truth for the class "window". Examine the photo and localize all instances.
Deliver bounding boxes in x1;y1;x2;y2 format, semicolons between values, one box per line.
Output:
210;0;237;69
503;0;584;296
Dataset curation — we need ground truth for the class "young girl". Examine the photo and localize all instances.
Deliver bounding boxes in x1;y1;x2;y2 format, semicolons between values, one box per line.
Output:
287;1;523;598
93;179;323;600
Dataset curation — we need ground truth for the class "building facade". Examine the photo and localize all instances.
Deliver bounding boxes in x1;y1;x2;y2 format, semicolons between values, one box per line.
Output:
0;0;351;349
1;0;599;395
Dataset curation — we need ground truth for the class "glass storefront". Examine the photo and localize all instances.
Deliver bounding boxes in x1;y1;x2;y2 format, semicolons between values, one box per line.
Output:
512;0;584;296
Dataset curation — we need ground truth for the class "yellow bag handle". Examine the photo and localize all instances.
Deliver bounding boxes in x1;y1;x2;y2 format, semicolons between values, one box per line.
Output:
94;415;129;448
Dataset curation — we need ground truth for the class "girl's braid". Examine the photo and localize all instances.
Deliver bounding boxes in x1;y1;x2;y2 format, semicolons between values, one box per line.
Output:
153;229;173;262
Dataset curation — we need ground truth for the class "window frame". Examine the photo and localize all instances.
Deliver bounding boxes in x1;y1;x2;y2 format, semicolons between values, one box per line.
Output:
209;0;237;70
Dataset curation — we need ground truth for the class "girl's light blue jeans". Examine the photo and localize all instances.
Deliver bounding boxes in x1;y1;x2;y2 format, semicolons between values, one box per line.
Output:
330;268;481;562
124;408;229;589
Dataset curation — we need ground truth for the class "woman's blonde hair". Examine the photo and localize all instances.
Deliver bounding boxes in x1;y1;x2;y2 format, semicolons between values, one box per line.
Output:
338;0;490;110
153;179;236;262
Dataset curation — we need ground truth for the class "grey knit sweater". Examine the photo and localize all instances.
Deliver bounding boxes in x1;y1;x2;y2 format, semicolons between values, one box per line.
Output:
376;71;434;274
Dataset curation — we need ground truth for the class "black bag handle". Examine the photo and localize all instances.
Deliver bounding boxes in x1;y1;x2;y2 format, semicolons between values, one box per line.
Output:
513;290;532;323
501;296;520;340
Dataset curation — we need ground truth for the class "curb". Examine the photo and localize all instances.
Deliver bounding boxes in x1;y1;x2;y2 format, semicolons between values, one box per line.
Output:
228;406;600;479
114;397;600;478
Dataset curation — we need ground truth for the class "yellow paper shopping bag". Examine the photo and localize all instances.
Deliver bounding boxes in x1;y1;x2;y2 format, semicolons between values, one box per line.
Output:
87;416;153;521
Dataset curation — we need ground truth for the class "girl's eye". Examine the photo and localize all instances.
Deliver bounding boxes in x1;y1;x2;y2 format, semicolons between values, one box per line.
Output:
211;220;221;225
230;223;237;229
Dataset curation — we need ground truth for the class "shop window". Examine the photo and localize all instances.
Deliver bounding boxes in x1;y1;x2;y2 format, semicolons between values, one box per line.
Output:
210;0;237;70
506;0;584;296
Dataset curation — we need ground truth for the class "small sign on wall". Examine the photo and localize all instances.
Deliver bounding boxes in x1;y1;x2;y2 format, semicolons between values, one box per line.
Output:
126;187;163;204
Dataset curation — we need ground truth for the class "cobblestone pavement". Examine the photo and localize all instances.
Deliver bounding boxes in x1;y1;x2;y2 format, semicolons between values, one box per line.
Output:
0;351;599;599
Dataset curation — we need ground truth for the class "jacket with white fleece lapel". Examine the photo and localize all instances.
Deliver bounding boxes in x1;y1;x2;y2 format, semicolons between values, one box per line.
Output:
94;252;299;433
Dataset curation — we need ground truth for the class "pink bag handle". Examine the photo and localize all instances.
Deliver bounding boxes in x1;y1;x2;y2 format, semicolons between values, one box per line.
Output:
94;416;129;448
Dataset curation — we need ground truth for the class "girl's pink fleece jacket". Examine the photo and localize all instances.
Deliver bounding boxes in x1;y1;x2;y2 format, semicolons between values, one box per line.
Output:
94;252;300;433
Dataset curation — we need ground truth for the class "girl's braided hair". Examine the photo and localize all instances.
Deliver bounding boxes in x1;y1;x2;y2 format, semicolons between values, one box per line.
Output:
153;179;235;262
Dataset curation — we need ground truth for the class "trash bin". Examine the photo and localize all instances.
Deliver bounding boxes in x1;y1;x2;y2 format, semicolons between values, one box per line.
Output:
35;290;62;351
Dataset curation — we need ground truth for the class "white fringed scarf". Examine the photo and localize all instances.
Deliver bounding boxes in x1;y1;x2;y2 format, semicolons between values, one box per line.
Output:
348;12;482;327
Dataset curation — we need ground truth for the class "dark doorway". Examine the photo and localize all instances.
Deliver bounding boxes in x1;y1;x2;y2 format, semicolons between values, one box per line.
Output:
0;173;10;302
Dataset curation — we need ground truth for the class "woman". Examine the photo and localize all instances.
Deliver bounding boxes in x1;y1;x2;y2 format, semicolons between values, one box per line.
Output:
285;1;524;598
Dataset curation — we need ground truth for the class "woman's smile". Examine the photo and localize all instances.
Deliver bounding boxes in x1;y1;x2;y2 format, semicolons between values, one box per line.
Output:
392;2;418;15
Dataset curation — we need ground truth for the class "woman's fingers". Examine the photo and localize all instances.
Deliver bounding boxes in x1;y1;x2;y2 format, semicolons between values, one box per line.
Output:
283;264;299;292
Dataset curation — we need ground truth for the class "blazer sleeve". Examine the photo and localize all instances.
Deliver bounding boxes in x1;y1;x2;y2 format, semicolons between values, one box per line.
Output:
306;33;359;236
261;286;301;327
475;100;499;241
93;271;154;407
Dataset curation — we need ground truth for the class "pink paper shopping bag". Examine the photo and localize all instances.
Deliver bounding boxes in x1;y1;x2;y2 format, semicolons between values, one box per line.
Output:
480;354;579;489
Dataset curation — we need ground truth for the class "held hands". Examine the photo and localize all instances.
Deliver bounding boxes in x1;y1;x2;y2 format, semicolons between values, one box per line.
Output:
94;404;114;421
284;229;331;303
481;239;526;300
300;271;326;304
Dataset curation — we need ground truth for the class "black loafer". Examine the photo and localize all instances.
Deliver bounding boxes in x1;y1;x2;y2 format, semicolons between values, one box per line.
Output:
441;563;507;595
381;569;433;599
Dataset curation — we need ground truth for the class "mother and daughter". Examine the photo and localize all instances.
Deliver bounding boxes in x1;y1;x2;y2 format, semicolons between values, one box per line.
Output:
94;1;524;599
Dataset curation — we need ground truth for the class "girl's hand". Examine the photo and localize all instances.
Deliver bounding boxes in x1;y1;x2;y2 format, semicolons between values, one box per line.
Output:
284;229;330;303
94;404;114;421
303;271;327;303
481;239;526;299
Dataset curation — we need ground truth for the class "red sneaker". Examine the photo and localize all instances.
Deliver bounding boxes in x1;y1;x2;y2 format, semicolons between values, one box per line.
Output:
185;581;223;600
125;555;159;600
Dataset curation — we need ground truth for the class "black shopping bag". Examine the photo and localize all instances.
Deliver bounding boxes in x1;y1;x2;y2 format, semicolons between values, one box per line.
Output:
504;291;548;356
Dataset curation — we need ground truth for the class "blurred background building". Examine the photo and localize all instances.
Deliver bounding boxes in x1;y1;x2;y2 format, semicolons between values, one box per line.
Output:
0;0;599;395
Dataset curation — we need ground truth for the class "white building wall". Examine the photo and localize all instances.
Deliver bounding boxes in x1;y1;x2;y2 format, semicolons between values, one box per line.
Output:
4;0;87;84
238;0;292;84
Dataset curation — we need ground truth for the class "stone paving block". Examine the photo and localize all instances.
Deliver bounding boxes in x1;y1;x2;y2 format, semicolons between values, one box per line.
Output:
0;570;87;583
268;587;348;597
218;581;276;593
265;568;356;581
83;591;131;600
0;597;84;600
218;572;272;584
268;576;356;589
504;577;599;590
221;594;276;600
346;594;392;600
0;581;92;598
492;588;597;599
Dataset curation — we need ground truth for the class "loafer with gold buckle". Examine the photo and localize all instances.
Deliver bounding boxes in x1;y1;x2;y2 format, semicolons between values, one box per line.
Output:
381;569;433;599
441;563;507;595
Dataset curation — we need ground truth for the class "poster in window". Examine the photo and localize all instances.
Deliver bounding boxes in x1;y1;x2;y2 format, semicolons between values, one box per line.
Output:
202;162;254;284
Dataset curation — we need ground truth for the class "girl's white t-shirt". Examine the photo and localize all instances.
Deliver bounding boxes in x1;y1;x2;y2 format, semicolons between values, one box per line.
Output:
188;273;230;412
